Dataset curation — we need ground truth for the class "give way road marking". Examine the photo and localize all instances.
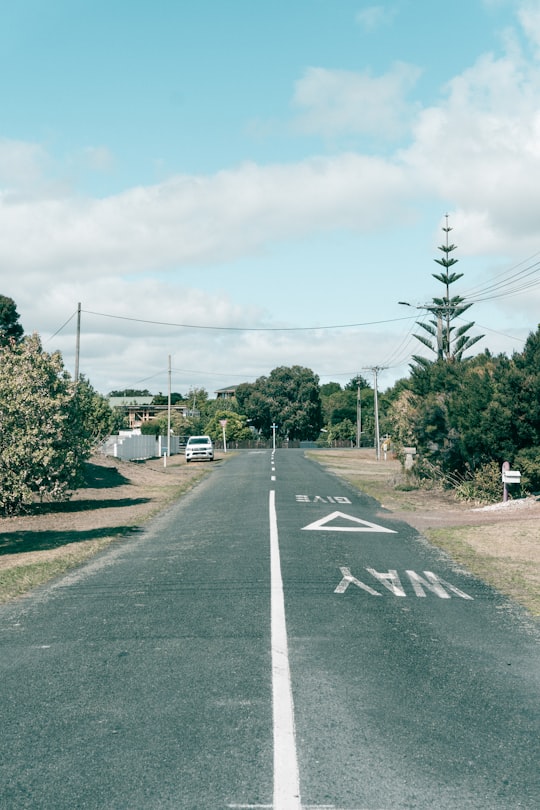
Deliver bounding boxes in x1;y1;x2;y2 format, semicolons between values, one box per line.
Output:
302;511;396;533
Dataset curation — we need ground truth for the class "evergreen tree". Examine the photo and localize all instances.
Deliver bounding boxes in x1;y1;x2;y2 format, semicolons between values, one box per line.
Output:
413;217;483;365
0;295;24;346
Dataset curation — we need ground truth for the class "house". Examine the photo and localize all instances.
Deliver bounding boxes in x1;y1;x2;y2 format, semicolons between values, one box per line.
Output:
109;396;194;429
215;385;244;399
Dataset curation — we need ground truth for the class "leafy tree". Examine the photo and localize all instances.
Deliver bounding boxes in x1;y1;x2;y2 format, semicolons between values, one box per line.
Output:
328;418;356;444
322;387;357;426
320;382;341;397
236;366;322;440
344;374;369;391
204;410;253;443
186;387;209;413
0;295;24;346
412;217;483;365
151;392;185;405
0;334;94;514
72;375;118;446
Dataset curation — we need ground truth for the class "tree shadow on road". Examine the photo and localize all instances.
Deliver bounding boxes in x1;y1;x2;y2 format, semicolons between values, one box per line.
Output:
82;461;132;489
0;525;142;555
24;497;151;516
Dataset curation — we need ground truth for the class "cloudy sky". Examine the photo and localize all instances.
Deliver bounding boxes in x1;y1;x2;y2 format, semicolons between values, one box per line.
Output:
2;0;540;396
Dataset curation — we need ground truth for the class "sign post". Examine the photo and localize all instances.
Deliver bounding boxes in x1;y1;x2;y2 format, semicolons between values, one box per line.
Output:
502;461;521;501
271;423;278;451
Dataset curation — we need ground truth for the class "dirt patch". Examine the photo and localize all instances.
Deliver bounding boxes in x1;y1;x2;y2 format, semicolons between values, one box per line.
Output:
308;449;540;617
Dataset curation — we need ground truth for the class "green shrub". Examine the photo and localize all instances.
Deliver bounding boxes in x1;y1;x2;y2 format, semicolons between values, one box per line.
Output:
454;461;502;504
513;447;540;493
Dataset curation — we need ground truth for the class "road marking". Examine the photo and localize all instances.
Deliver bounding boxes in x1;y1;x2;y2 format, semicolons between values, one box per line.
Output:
269;489;302;809
335;566;473;599
296;495;352;504
334;567;382;596
302;511;396;533
406;570;473;599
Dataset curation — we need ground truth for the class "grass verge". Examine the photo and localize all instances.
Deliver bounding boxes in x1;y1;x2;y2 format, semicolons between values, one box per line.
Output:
424;525;540;617
0;539;114;603
0;459;215;603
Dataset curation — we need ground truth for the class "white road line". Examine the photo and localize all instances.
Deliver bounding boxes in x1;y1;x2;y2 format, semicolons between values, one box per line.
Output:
269;489;302;810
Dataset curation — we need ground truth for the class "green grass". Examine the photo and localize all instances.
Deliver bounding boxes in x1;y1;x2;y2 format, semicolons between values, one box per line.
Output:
0;538;113;603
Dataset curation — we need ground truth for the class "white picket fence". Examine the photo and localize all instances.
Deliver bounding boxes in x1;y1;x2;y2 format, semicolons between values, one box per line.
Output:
100;434;182;461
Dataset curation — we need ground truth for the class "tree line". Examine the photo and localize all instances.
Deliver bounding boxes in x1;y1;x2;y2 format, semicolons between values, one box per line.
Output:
2;245;539;515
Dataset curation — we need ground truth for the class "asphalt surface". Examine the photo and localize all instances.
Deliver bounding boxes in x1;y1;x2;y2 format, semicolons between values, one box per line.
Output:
0;449;539;809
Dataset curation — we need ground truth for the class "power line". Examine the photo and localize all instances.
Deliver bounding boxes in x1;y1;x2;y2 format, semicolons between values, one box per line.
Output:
82;308;413;332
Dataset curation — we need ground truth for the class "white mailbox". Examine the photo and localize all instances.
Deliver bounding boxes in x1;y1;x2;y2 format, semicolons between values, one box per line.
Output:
502;470;521;484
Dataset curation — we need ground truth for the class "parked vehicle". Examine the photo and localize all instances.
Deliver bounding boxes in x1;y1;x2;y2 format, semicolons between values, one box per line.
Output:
185;435;214;462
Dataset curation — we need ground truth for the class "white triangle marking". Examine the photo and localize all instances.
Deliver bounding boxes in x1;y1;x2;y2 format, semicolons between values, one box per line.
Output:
301;511;396;533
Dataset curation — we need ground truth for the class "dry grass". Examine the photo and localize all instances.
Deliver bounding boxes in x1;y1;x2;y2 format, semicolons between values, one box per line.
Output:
308;448;540;617
0;452;220;602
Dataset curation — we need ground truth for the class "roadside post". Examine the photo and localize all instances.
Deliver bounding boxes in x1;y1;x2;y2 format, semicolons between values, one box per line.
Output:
403;447;417;471
502;461;521;502
220;419;228;453
271;423;278;451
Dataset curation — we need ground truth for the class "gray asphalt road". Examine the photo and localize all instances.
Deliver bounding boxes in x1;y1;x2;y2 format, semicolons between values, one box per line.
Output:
1;449;538;809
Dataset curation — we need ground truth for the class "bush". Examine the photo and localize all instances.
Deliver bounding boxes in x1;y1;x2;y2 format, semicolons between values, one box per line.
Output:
0;335;94;515
513;447;540;493
453;461;502;504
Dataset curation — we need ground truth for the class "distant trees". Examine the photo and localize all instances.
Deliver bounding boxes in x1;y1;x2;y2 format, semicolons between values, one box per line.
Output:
235;366;323;440
108;388;152;397
319;376;374;447
385;324;540;497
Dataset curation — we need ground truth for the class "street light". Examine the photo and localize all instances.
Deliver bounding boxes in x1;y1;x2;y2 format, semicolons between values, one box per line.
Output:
399;300;445;360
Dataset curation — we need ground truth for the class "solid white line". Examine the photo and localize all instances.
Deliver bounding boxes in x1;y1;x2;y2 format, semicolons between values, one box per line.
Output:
269;489;302;810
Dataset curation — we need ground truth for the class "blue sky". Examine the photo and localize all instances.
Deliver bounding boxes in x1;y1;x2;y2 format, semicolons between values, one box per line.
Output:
1;0;540;395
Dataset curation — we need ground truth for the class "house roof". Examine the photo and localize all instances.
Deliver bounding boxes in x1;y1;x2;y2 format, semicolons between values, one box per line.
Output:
108;396;154;407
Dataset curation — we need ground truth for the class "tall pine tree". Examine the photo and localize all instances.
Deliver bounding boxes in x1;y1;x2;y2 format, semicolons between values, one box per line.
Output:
413;217;483;366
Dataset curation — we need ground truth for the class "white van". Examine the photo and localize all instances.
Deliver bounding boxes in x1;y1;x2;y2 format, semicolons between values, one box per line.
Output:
185;435;214;462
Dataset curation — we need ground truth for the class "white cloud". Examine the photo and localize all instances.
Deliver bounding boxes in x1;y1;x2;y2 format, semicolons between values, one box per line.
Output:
5;9;540;394
517;1;540;51
355;5;397;31
0;153;414;279
0;139;54;196
401;41;540;257
291;64;422;139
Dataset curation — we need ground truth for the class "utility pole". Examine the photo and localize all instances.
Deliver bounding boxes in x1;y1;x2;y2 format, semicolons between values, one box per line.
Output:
364;366;386;461
74;302;81;383
167;354;171;458
356;374;362;449
373;367;380;461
